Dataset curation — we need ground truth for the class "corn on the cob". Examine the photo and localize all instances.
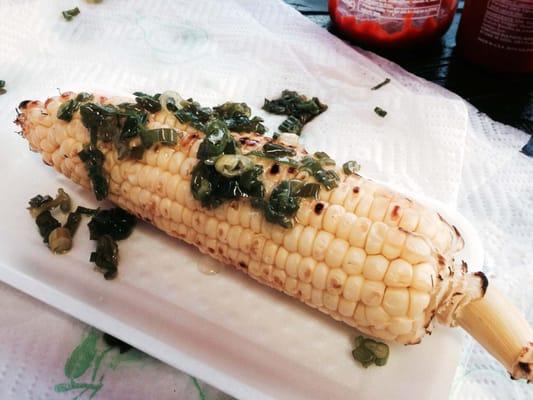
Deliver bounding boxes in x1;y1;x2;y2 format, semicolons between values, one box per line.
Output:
16;92;532;381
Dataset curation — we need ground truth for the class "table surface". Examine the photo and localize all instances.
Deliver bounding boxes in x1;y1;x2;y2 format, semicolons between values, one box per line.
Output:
286;0;533;136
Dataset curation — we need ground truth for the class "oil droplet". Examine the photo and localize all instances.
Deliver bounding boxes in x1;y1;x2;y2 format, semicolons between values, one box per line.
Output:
197;256;222;275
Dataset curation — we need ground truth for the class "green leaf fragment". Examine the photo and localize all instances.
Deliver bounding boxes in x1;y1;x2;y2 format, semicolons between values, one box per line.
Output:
374;106;387;117
371;78;391;91
351;335;390;368
90;234;119;280
62;7;80;21
78;146;108;201
343;160;361;175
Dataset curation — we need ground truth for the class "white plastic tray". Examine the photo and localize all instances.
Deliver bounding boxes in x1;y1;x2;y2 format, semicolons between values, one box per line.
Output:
0;97;483;400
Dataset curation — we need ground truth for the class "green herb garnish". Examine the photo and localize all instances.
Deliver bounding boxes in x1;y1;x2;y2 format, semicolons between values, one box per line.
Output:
87;208;136;241
374;106;387;118
139;128;180;149
90;234;119;280
0;80;6;95
57;100;79;122
213;102;266;134
197;120;234;161
35;211;61;244
263;90;327;135
343;160;361;175
62;7;80;21
78;146;108;201
28;188;71;218
258;180;319;228
299;156;339;190
133;92;162;113
352;336;390;368
371;78;390;91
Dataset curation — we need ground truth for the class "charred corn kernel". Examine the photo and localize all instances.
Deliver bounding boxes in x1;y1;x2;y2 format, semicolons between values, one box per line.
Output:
343;275;364;302
298;257;316;283
361;280;386;306
326;269;347;295
20;93;466;346
384;259;413;287
342;247;366;275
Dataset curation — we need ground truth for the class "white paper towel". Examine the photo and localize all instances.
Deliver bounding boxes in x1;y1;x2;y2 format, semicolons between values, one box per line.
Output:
0;0;530;399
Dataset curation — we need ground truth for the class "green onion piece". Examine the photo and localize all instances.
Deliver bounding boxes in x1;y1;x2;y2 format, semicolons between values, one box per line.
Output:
48;227;73;254
364;339;390;360
314;151;336;166
262;142;296;158
352;346;375;368
140;128;180;149
90;234;119;280
0;80;5;95
88;207;136;241
28;188;71;218
35;211;61;243
64;211;82;236
75;92;93;102
343;160;361;175
57;100;79;121
214;154;253;178
354;335;365;349
374;107;387;118
62;7;80;21
279;116;302;135
78;146;108;201
75;206;98;216
371;78;390;91
295;183;320;198
197;120;232;160
133;92;162;113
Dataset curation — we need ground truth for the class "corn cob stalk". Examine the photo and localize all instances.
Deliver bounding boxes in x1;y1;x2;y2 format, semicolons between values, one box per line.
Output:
16;92;532;381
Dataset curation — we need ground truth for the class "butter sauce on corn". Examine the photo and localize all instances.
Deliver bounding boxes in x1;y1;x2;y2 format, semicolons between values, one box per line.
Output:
17;91;485;347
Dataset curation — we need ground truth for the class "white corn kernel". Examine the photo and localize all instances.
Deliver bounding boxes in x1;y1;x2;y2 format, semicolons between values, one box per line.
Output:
312;231;334;261
238;229;253;254
411;262;436;292
387;317;413;335
262;240;278;265
348;217;372;248
402;235;432;264
336;213;357;240
311;289;324;307
205;217;218;239
360;280;385;306
384;259;413;287
323;205;344;233
368;196;390;222
297;282;312;300
338;298;356;317
312;262;329;290
399;208;420;231
227;226;243;249
365;222;388;254
353;303;368;326
343;275;364;302
325;239;349;268
298;257;316;283
272;268;286;288
286;253;301;277
355;193;373;217
326;268;347;295
323;293;340;311
408;289;431;318
298;226;317;257
216;222;230;243
250;235;266;261
382;288;409;317
283;225;304;253
342;247;366;275
365;306;390;328
362;255;389;281
382;228;407;260
284;277;299;295
274;247;289;270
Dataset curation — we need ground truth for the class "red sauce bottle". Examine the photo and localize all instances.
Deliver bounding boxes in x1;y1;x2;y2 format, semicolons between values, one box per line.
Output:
328;0;458;48
456;0;533;73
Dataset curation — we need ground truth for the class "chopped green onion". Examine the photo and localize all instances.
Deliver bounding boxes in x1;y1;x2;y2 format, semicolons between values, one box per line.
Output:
0;80;6;95
90;234;119;280
214;154;254;178
35;211;61;244
57;100;79;121
64;211;82;236
62;7;80;21
352;335;390;368
139;128;180;149
279;116;303;135
28;188;71;218
48;227;73;254
343;160;361;175
78;146;108;201
371;78;390;91
374;106;387;118
87;207;136;241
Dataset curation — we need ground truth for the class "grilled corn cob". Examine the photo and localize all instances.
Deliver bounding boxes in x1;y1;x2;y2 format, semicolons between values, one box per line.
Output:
16;92;532;381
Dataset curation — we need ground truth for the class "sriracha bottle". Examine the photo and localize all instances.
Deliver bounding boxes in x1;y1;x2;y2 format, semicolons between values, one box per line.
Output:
328;0;458;48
